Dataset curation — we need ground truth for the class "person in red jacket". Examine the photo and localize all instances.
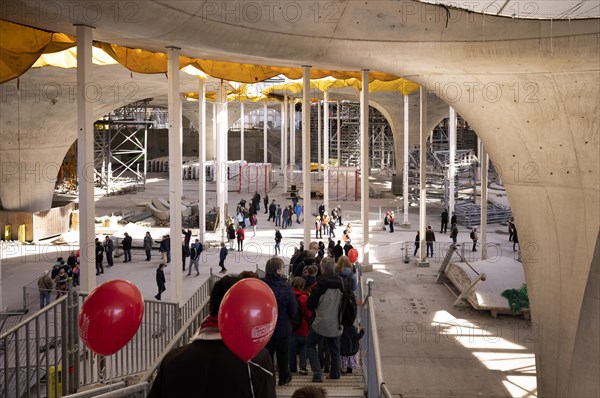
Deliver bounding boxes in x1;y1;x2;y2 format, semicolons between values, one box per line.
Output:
236;225;245;252
289;277;313;375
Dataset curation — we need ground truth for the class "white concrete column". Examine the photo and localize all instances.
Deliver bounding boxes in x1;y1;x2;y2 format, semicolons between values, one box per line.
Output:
280;101;285;174
216;81;227;239
480;145;488;260
323;91;330;210
212;103;217;161
167;46;183;305
317;97;322;179
449;106;457;217
198;79;206;242
263;101;268;164
476;136;482;186
360;70;371;270
402;94;410;226
302;66;312;244
283;95;288;192
336;100;341;164
75;24;95;291
418;86;429;267
240;101;245;162
291;99;296;177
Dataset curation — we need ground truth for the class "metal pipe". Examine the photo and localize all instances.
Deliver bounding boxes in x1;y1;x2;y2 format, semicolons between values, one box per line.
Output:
302;66;312;244
360;70;370;269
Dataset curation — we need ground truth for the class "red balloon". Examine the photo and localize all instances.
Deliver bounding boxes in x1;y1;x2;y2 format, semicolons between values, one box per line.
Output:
348;248;359;263
78;280;144;356
218;279;278;363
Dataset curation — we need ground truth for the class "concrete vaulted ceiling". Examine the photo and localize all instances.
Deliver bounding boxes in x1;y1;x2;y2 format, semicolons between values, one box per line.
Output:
1;1;599;398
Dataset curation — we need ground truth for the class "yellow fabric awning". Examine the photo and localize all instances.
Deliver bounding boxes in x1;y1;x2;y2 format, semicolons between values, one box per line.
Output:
262;76;420;96
1;19;410;87
0;20;76;83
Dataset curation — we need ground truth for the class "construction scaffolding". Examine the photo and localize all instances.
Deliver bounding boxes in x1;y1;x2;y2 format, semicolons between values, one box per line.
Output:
93;99;158;194
312;101;395;173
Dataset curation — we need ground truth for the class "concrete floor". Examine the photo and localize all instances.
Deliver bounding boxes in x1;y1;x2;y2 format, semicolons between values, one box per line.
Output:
0;171;536;397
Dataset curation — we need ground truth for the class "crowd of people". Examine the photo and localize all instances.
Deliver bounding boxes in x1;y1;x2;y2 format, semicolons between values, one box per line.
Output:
148;248;362;397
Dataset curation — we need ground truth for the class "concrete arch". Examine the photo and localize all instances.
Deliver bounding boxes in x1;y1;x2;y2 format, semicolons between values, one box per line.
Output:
1;1;598;395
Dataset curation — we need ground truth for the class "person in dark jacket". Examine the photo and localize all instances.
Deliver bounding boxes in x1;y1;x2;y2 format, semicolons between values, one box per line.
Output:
450;223;459;244
144;232;153;261
218;243;228;273
441;209;449;234
159;235;171;263
306;257;344;382
148;275;276;398
268;200;277;221
182;242;190;272
451;212;457;226
104;236;114;267
274;228;283;256
155;263;166;300
95;238;104;275
414;231;420;256
333;241;344;262
262;257;297;386
425;226;436;257
122;232;133;262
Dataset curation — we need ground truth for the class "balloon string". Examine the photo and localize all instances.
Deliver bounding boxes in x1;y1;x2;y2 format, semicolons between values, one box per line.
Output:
247;362;256;398
249;360;274;376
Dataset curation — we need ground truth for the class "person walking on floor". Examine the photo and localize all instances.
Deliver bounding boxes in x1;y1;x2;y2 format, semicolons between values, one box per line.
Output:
337;205;343;226
512;225;519;252
218;243;228;273
144;232;153;261
227;223;236;249
251;214;258;237
269;200;277;222
315;216;322;239
275;204;282;227
159;235;170;263
122;232;133;263
236;225;245;252
450;223;459;244
188;239;202;276
389;211;395;233
441;209;449;234
264;194;269;214
182;242;190;272
451;212;457;226
470;227;478;252
414;231;420;257
104;235;114;267
282;206;290;230
425;226;436;257
38;270;55;308
275;228;283;255
155;263;166;300
95;238;104;275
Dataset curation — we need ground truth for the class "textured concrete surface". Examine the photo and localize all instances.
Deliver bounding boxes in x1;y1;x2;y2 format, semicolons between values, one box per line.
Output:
1;1;598;395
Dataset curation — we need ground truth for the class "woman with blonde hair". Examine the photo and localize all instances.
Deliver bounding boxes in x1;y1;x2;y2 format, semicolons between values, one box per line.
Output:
336;256;357;292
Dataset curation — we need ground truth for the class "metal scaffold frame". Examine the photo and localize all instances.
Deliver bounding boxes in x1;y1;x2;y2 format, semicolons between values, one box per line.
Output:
315;101;394;172
93;99;155;194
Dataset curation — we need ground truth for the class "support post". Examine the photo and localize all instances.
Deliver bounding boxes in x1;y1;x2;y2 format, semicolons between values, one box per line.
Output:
198;79;206;241
212;103;217;161
302;66;312;245
283;95;288;192
291;99;295;171
360;70;371;271
418;86;429;267
323;91;330;210
280;101;285;175
402;94;410;227
167;46;183;305
76;24;96;291
449;106;457;218
263;101;268;164
336;100;341;165
240;101;245;162
317;97;322;179
216;81;227;239
480;145;488;260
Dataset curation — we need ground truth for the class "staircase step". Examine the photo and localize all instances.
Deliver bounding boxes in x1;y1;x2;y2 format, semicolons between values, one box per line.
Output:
276;370;365;397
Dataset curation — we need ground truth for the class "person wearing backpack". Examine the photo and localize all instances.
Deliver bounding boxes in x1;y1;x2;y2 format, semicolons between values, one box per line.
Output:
289;277;312;376
470;227;478;252
450;223;459;244
306;257;344;382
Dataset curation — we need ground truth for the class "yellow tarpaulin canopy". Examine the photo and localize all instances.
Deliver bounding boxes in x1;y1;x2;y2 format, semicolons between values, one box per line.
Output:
262;76;420;96
1;20;413;86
